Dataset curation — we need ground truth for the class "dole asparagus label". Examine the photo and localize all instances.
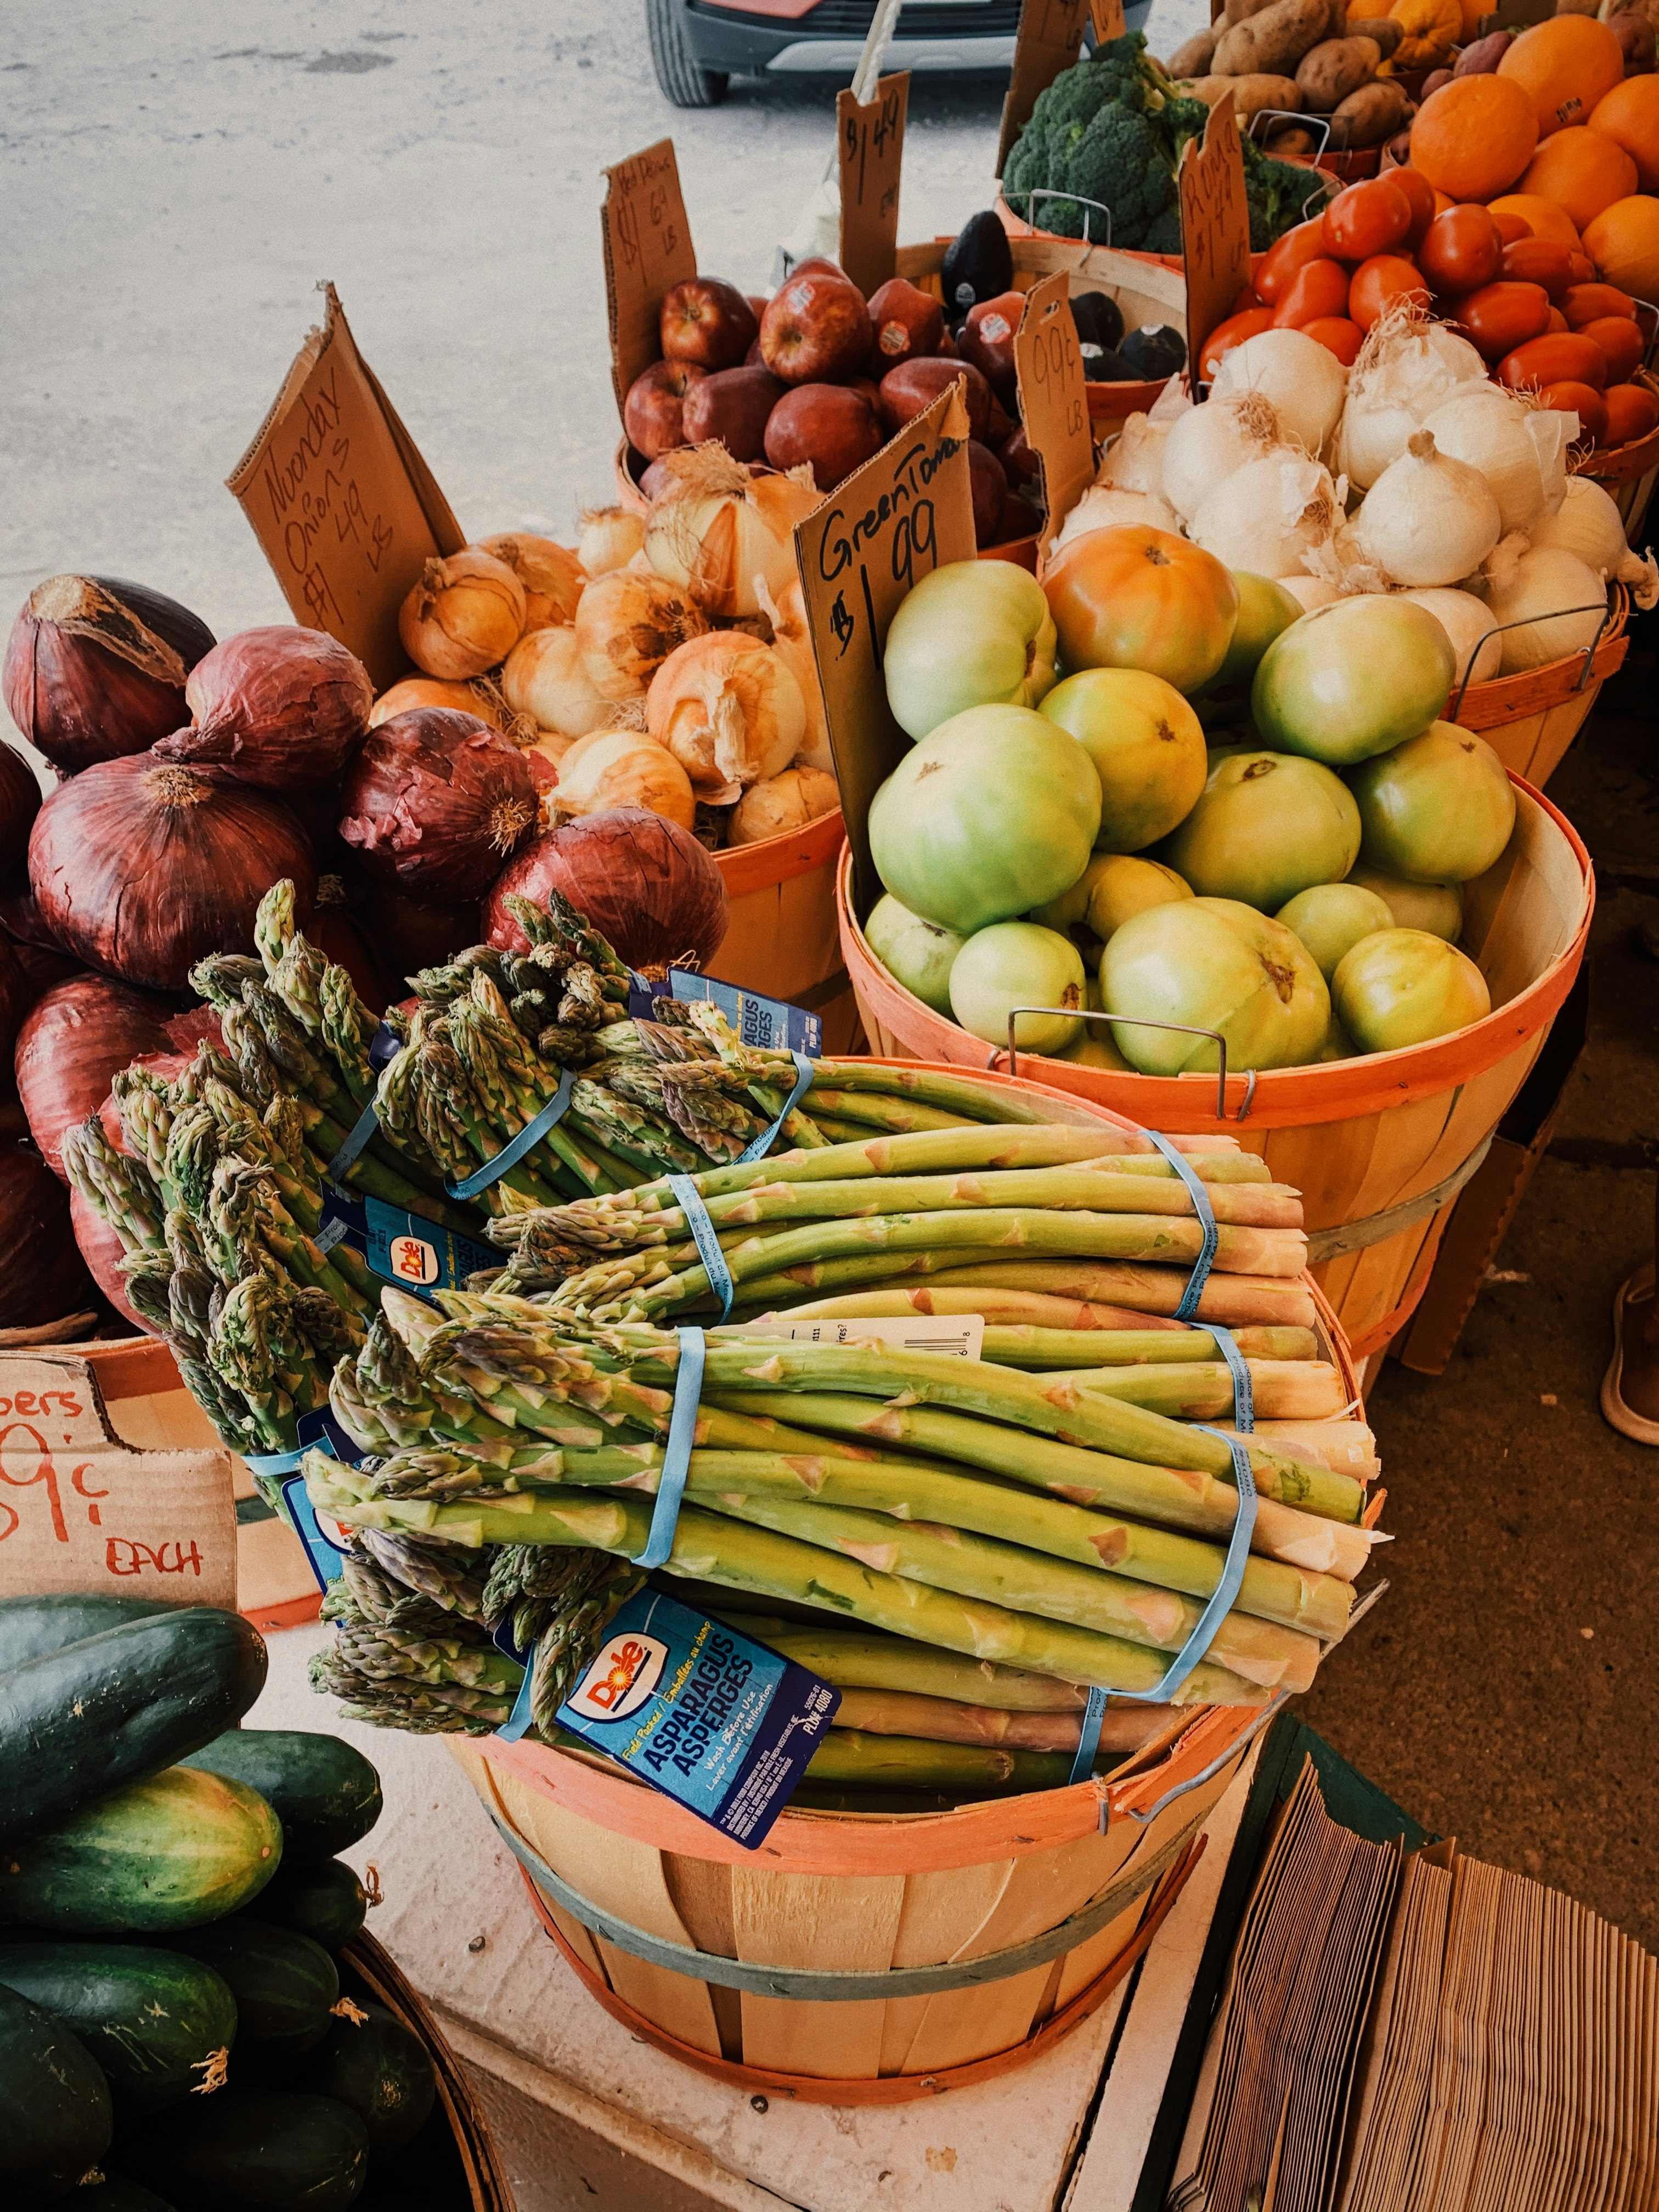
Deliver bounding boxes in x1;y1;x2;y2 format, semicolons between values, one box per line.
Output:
318;1189;498;1302
556;1590;840;1847
627;969;823;1057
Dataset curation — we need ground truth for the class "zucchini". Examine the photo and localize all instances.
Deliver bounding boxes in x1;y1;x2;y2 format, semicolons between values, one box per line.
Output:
0;1769;281;1936
168;1921;337;2060
0;1979;112;2205
0;1609;268;1847
0;1595;173;1675
300;2001;436;2158
182;1730;380;1864
0;1944;236;2117
119;2087;369;2212
247;1858;368;1954
60;2181;176;2211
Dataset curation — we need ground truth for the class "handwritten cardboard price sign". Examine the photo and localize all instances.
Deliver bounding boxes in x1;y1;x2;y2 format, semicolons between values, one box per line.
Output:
997;0;1092;177
1089;0;1128;43
228;284;464;691
794;383;975;911
1179;91;1252;383
602;138;697;416
1014;274;1094;559
838;73;909;298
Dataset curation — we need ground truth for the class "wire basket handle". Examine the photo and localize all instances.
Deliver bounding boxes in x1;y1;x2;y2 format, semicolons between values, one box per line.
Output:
1447;598;1614;719
992;1007;1257;1121
1005;184;1114;250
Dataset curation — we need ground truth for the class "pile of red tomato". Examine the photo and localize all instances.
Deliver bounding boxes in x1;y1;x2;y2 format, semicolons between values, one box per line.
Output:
1200;169;1659;452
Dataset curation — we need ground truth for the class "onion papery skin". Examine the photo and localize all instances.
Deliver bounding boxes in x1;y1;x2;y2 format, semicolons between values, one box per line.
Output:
1;1146;100;1330
337;707;539;902
0;740;41;879
478;534;586;631
486;810;730;973
359;887;481;986
15;975;174;1178
28;757;318;991
0;934;28;1064
398;550;528;681
153;627;373;792
3;575;215;775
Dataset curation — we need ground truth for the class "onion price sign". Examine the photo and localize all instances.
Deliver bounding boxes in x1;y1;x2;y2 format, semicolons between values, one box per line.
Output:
837;72;909;299
1015;274;1093;558
601;138;697;413
1179;90;1252;383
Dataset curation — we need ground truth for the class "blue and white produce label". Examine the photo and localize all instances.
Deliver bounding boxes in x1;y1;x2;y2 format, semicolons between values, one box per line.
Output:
628;969;823;1058
319;1188;497;1301
281;1474;353;1591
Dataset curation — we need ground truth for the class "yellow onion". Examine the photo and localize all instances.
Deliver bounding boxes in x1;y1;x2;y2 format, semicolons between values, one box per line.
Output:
574;569;712;701
477;533;585;630
730;766;839;846
502;626;614;738
371;676;506;732
551;728;696;831
642;448;822;618
398;549;527;680
578;506;646;575
646;631;805;804
755;574;831;772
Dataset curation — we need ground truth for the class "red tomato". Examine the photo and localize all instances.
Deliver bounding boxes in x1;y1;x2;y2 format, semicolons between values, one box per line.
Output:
1198;307;1275;381
1253;220;1331;307
1491;212;1533;245
1546;307;1570;332
1230;282;1266;314
1562;283;1636;329
1538;380;1607;445
1323;177;1413;263
1386;165;1438;251
1499;238;1575;303
1272;258;1352;329
1497;334;1609;392
1418;207;1503;298
1454;281;1553;361
1566;252;1595;286
1602;383;1659;447
1302;315;1366;365
1348;255;1431;332
1578;316;1644;382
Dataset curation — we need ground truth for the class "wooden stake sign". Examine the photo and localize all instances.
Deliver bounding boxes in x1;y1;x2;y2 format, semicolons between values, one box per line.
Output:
1089;0;1128;44
1014;274;1093;560
793;383;976;912
1178;91;1252;386
996;0;1092;177
838;73;909;299
601;138;697;416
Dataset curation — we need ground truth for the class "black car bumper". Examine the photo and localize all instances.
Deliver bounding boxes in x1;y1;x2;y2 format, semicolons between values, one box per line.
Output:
681;0;1022;75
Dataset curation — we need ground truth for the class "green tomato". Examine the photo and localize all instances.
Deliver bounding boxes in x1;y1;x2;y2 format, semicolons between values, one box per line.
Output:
865;894;967;1015
1057;1028;1132;1069
1333;928;1492;1053
948;922;1086;1055
1084;855;1193;947
1274;882;1397;983
869;703;1102;935
1251;597;1455;766
1160;751;1361;912
1039;667;1208;853
1099;896;1330;1075
1028;853;1120;934
1346;864;1464;943
1347;722;1516;884
1211;574;1302;691
883;560;1058;742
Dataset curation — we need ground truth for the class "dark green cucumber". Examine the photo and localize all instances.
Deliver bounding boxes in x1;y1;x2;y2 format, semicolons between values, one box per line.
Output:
0;1768;281;1936
300;2001;436;2158
0;1979;112;2205
247;1858;368;1954
0;1594;174;1675
182;1729;380;1864
61;2180;176;2211
0;1609;268;1847
119;2087;368;2212
167;1921;338;2060
0;1944;236;2117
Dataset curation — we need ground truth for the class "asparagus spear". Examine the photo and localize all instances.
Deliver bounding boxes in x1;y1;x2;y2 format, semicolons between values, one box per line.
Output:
826;1687;1163;1755
978;1323;1321;1367
918;1260;1318;1329
804;1732;1073;1793
701;1613;1097;1711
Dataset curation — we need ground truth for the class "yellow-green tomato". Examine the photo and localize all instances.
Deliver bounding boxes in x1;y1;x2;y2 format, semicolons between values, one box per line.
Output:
1347;723;1516;884
883;560;1058;742
1211;574;1302;691
1273;882;1397;983
1251;596;1455;765
1160;751;1361;912
1099;896;1330;1075
865;894;967;1016
949;923;1086;1056
1333;928;1492;1052
1346;864;1464;943
1084;855;1193;947
1057;1028;1132;1069
1029;853;1120;934
1038;668;1208;853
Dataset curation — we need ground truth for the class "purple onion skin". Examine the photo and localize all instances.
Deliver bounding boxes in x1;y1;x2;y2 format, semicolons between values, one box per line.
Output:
4;575;215;775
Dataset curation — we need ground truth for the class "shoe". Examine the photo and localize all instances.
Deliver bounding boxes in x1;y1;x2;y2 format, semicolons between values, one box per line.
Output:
1601;1264;1659;1446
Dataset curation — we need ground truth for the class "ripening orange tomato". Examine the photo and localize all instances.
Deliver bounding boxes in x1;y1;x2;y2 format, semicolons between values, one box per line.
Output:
1499;237;1576;301
1497;332;1609;390
1418;206;1503;297
1562;281;1635;328
1348;254;1431;331
1323;177;1414;263
1455;279;1553;359
1576;315;1644;381
1492;212;1534;245
1272;258;1353;328
1538;380;1607;443
1198;307;1275;381
1387;165;1439;250
1253;221;1333;306
1602;382;1659;447
1302;315;1366;364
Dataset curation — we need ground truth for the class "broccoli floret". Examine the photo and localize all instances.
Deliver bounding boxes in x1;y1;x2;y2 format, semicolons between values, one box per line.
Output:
1139;205;1186;257
1239;140;1321;250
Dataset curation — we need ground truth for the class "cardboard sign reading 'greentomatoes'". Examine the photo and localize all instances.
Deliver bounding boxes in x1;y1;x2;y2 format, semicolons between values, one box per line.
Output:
1015;274;1094;560
837;73;909;299
0;1352;237;1610
228;284;464;691
996;0;1092;178
793;383;975;914
601;138;697;419
1179;93;1252;382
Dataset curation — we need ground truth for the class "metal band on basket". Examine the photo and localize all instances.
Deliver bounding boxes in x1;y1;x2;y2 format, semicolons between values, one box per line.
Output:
993;1007;1258;1121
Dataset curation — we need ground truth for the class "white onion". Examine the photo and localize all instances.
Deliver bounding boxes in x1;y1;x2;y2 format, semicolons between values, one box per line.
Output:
1209;330;1347;460
577;506;646;575
552;727;696;831
1338;317;1491;491
755;574;833;772
1161;394;1293;524
1096;414;1169;497
1419;391;1571;538
502;626;614;740
1484;546;1611;673
1351;432;1503;589
730;766;840;846
1396;588;1503;690
1527;477;1659;608
1276;574;1341;611
1189;454;1343;580
643;448;821;619
1054;485;1182;549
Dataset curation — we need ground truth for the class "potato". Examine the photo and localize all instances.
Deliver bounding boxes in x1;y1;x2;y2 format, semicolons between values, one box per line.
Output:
1212;0;1333;78
1223;0;1281;27
1296;35;1380;110
1266;122;1321;154
1343;13;1402;52
1453;27;1513;70
1327;78;1413;146
1183;71;1306;118
1167;23;1222;74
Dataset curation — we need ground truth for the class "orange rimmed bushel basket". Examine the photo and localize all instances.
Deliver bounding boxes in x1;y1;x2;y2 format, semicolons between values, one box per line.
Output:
1451;586;1629;789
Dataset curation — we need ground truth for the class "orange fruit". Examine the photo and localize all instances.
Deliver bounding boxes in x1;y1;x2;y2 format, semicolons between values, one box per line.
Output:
1583;195;1659;303
1517;126;1639;233
1497;16;1626;140
1487;194;1583;250
1408;77;1539;204
1588;75;1659;195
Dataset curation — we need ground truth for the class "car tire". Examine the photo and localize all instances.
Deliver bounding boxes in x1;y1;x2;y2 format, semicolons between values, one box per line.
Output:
647;0;730;108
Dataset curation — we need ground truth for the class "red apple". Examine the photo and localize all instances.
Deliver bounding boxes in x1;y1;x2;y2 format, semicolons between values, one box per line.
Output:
624;359;709;459
660;276;759;371
1000;423;1042;494
639;454;678;500
788;257;845;281
744;334;765;367
968;440;1009;546
747;294;769;323
760;273;872;386
866;277;945;373
959;291;1024;406
682;364;787;463
877;356;992;439
937;327;959;357
764;384;884;490
1000;491;1043;541
984;396;1016;448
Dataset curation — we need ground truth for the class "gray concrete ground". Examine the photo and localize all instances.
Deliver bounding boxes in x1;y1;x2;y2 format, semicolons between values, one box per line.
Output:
3;0;1653;1950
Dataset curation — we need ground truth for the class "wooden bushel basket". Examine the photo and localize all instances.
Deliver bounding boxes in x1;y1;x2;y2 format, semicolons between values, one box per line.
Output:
839;779;1593;1362
1579;371;1659;549
1451;586;1629;789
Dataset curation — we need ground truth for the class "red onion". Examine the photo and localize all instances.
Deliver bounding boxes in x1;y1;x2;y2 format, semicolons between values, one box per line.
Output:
309;908;390;1014
28;757;317;991
4;575;215;774
69;1188;144;1334
360;888;481;983
153;627;373;792
1;1146;99;1330
486;809;729;971
337;708;537;903
0;740;41;879
15;977;176;1178
0;935;30;1065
